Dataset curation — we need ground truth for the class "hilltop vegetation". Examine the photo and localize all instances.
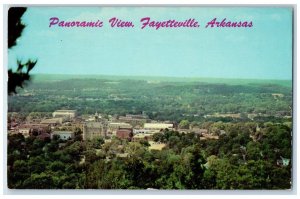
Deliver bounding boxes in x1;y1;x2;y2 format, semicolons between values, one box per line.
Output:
8;75;292;123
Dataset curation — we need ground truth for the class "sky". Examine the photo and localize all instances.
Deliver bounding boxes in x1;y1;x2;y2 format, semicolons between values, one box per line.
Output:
7;7;293;80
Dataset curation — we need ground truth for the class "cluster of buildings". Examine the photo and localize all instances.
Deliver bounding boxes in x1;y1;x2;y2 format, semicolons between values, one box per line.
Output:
8;109;220;150
8;110;79;141
8;110;174;141
8;109;291;168
82;117;175;142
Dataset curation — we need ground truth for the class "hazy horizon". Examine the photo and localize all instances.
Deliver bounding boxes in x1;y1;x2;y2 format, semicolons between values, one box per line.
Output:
30;73;292;81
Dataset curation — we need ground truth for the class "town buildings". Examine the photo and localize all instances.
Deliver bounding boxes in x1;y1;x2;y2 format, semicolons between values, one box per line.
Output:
107;122;132;136
8;110;222;146
83;121;107;140
17;123;50;137
52;110;77;119
118;114;150;126
144;123;174;131
116;128;133;140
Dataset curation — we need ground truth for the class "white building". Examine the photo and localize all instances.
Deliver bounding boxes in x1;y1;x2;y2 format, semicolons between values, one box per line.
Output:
40;117;64;125
144;123;174;131
52;131;75;140
52;110;77;119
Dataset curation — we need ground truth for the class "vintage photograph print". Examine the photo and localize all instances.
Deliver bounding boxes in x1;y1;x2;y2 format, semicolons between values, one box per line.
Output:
7;6;293;190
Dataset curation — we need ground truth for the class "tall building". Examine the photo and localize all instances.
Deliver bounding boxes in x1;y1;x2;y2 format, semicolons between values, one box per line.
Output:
83;121;107;140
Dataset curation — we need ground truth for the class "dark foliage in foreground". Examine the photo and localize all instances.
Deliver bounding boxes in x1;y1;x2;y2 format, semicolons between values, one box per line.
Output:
7;122;291;189
8;7;37;95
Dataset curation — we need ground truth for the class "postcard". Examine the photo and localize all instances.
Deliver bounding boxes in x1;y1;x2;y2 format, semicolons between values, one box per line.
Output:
6;6;293;191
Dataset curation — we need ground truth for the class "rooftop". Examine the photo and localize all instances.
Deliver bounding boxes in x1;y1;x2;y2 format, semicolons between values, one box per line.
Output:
144;123;173;129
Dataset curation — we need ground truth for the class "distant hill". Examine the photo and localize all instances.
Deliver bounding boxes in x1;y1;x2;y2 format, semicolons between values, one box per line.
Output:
30;74;292;88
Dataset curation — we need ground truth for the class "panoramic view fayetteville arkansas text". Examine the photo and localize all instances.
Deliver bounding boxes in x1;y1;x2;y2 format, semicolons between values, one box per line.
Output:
7;7;293;190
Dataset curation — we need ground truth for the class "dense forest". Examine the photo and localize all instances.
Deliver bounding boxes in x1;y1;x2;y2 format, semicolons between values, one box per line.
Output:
8;75;292;123
8;122;291;189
